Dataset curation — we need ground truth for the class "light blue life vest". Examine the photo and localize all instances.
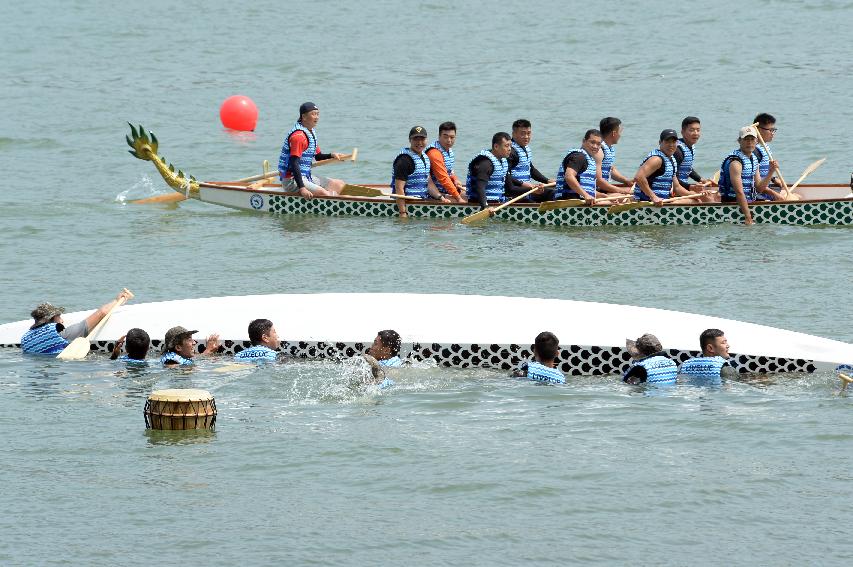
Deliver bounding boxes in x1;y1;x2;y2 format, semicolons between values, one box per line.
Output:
466;150;509;203
510;140;532;183
278;122;317;181
234;345;279;363
634;150;676;201
601;141;616;181
523;360;566;384
679;356;728;384
556;148;597;199
391;147;431;199
623;354;678;385
118;354;149;367
379;355;404;368
676;139;695;183
21;323;69;355
378;378;395;389
719;149;758;202
429;140;455;192
754;144;771;178
161;351;194;366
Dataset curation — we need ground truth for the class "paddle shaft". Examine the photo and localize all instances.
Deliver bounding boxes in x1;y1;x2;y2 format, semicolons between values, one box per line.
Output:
87;296;130;340
789;158;826;191
751;122;790;195
235;150;357;183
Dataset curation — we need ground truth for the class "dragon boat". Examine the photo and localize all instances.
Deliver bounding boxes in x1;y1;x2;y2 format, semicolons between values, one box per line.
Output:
126;124;853;227
2;293;852;376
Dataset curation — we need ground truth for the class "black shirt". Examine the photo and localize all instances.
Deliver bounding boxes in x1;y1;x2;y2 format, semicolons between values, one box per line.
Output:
508;144;550;183
469;155;517;208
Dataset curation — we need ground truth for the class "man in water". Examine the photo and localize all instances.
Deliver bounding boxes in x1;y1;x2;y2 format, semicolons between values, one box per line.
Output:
507;119;554;202
234;319;280;363
678;328;738;384
426;121;466;203
513;331;565;384
21;288;134;355
362;329;405;389
161;326;221;367
622;333;678;385
718;126;780;225
110;327;150;366
278;102;347;199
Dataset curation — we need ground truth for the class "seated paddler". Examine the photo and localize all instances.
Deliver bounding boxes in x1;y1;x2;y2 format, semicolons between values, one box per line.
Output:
752;113;786;201
110;327;150;366
555;129;605;205
595;116;634;196
20;288;134;355
718;126;780;226
678;328;737;385
278;101;347;199
466;132;515;210
506;119;555;202
160;326;221;367
233;318;280;363
622;333;678;386
633;129;705;205
425;121;467;204
513;331;566;384
392;126;447;218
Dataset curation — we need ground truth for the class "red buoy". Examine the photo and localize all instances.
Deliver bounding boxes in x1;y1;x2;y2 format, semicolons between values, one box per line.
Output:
219;95;258;131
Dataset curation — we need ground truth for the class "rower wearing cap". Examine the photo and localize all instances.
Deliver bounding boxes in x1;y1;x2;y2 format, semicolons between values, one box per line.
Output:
160;326;221;366
466;132;514;209
679;329;738;385
633;129;704;205
234;319;280;363
555;129;603;205
622;333;678;385
752;113;786;201
507;119;555;202
674;117;713;190
20;289;134;355
278;102;347;199
595;117;634;195
718;125;780;225
425;122;466;204
392;126;446;217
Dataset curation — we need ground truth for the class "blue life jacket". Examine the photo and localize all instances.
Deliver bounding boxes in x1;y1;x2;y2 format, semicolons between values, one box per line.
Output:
634;150;676;201
466;150;509;203
378;378;395;389
118;354;149;367
679;355;729;384
21;323;69;355
719;149;758;202
623;354;678;385
556;148;597;199
391;147;431;199
754;144;771;178
510;140;532;183
234;345;279;363
161;352;194;366
601;141;616;181
676;139;695;183
379;355;404;368
278;122;317;181
523;360;566;384
429;140;455;192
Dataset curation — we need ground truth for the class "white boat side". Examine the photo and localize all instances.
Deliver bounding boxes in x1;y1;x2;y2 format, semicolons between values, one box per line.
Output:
2;294;851;374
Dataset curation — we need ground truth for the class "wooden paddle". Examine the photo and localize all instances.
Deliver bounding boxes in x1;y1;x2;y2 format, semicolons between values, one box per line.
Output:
711;170;720;185
130;193;187;204
607;191;714;214
57;291;134;360
461;184;552;225
751;122;792;198
538;191;631;212
840;372;853;390
235;149;358;183
340;184;422;199
789;158;827;192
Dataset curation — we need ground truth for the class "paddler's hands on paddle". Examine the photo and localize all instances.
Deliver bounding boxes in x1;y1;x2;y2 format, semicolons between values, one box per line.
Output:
652;196;664;207
330;153;346;161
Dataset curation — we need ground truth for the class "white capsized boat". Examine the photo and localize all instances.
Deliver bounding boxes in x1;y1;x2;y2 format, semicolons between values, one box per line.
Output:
1;294;851;376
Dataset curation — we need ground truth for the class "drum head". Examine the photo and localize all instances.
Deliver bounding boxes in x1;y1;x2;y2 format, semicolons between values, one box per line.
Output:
147;388;213;402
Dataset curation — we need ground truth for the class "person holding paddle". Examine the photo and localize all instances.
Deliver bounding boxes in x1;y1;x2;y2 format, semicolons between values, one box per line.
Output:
392;126;447;217
465;132;514;210
20;289;134;355
278;102;347;199
752;113;786;201
633;129;705;205
595;117;634;195
719;126;780;225
507;119;555;202
555;129;604;205
425;122;466;203
674;117;714;191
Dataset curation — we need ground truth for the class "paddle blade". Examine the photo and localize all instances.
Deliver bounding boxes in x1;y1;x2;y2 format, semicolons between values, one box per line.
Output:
460;209;492;225
607;202;650;214
131;193;187;204
538;199;584;212
56;337;92;360
711;170;720;185
341;184;383;197
350;148;358;162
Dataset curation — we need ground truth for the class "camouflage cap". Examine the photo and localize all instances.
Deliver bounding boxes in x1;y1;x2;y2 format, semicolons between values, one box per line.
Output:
626;333;663;359
163;326;198;352
30;302;65;327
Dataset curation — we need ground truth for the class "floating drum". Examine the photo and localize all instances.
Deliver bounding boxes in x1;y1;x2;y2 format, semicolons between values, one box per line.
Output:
144;388;217;430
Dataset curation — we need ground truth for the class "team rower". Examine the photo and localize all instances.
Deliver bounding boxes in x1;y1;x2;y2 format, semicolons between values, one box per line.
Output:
752;113;786;201
596;117;634;195
110;327;150;366
278;102;347;199
160;325;221;367
622;333;678;385
555;129;603;204
513;331;565;384
633;129;706;205
678;328;737;384
425;122;466;203
507;119;555;202
674;116;713;190
466;132;514;210
234;318;280;363
718;126;780;225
